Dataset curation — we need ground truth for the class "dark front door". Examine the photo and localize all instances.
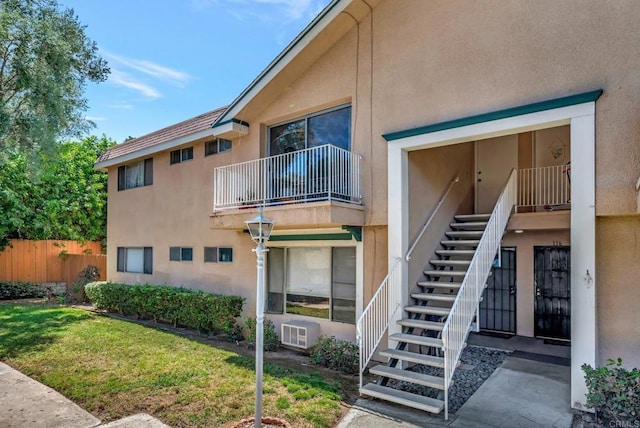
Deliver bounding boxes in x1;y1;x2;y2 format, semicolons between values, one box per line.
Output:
479;247;517;334
534;246;571;340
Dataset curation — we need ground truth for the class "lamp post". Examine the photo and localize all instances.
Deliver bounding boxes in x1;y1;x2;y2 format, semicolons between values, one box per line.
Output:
245;206;274;427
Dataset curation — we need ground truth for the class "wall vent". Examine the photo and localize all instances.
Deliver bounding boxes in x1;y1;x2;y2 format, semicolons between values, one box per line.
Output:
280;320;320;349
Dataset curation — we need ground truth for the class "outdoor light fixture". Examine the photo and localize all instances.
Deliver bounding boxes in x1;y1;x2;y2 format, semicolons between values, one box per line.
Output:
245;206;274;427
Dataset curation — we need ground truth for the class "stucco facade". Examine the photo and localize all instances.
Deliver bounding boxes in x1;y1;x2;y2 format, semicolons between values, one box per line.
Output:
100;0;640;413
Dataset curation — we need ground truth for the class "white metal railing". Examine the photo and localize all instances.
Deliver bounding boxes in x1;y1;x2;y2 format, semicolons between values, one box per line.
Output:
441;169;517;420
356;176;460;390
356;257;402;389
517;164;571;209
213;144;361;210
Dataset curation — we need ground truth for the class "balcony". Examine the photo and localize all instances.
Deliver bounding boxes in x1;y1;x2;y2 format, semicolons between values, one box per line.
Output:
211;144;364;229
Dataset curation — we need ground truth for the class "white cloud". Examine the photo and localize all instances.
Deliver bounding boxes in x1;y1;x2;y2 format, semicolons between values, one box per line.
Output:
104;51;191;87
109;104;134;110
85;116;107;122
108;68;162;100
197;0;327;24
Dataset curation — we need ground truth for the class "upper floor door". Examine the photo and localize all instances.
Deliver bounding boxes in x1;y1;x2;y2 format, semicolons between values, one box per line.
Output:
475;134;518;213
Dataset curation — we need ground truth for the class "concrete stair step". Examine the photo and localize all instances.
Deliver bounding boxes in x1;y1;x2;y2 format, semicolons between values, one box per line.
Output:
405;305;451;317
417;281;462;290
411;293;456;303
440;240;480;247
390;333;444;348
369;365;445;390
430;259;471;267
446;230;484;238
435;249;475;257
450;221;488;230
455;213;491;221
397;318;445;331
424;270;467;277
360;383;444;414
379;348;445;368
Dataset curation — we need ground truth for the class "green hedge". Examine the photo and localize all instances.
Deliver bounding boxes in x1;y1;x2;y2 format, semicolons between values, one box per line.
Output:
0;281;47;300
85;282;244;338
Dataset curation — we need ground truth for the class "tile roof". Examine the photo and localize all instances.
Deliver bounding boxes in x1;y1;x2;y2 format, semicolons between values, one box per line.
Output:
97;106;227;163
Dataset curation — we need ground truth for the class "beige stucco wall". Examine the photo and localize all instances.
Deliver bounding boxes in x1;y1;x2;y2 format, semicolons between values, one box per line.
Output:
596;216;640;368
106;0;640;352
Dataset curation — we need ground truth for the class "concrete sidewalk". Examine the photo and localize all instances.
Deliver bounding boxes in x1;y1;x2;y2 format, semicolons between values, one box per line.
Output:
337;355;573;428
0;362;169;428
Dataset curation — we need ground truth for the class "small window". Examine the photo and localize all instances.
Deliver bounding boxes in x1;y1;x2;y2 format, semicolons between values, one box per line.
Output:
170;147;194;165
205;138;232;156
117;247;152;274
169;246;193;262
117;158;153;191
204;247;233;263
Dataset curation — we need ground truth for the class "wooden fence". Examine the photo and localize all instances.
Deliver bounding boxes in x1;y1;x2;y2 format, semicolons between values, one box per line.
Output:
0;240;106;288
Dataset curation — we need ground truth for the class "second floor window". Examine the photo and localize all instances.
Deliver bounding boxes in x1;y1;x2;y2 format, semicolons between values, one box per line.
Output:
170;147;194;165
269;105;351;156
205;138;232;156
117;158;153;191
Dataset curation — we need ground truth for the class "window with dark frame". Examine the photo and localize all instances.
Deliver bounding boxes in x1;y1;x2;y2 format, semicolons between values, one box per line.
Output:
169;247;193;262
117;158;153;191
266;246;356;323
170;147;194;165
116;247;153;274
204;247;233;263
205;138;232;156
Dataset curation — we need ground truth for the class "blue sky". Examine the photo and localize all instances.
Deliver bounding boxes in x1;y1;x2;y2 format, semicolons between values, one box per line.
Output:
59;0;331;143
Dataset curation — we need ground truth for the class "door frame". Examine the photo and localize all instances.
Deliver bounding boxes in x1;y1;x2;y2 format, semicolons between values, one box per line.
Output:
479;246;517;335
386;91;599;410
534;246;571;341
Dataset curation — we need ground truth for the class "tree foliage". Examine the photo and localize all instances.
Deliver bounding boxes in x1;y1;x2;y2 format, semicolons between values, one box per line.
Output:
0;0;109;153
0;135;114;250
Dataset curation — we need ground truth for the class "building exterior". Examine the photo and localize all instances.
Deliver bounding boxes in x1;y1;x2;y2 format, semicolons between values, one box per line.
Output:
97;0;640;419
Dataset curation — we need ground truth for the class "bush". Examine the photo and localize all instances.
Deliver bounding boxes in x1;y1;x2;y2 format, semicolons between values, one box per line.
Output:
245;317;280;351
71;265;101;302
310;335;359;374
85;282;244;338
0;281;47;300
582;358;640;425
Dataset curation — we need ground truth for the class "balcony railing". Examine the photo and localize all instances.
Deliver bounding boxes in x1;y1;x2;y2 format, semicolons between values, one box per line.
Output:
517;164;571;210
213;144;362;211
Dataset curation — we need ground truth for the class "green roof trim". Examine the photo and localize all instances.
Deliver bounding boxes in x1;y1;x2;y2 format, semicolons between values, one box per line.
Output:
341;225;362;242
383;89;603;142
212;118;250;129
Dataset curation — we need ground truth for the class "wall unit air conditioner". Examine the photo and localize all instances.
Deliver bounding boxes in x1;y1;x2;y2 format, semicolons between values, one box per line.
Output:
280;320;320;349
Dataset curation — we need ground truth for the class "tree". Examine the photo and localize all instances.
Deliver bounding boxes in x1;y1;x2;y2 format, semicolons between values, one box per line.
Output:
0;135;115;250
0;0;109;154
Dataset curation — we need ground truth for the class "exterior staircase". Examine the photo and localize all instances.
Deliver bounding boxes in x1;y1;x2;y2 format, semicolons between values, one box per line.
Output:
360;213;490;415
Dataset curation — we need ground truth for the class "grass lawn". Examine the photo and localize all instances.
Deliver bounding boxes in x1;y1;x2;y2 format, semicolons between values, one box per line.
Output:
0;303;345;427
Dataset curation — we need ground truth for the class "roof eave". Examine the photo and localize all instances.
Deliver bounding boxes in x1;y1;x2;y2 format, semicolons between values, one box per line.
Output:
94;127;217;170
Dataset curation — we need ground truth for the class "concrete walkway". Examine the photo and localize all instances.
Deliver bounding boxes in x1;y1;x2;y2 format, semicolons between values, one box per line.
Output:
0;362;169;428
338;355;573;428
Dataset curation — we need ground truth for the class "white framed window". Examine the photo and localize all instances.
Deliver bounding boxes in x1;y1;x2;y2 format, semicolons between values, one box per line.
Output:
205;138;232;156
117;158;153;191
116;247;152;274
204;247;233;263
170;147;194;164
169;247;193;262
267;246;356;323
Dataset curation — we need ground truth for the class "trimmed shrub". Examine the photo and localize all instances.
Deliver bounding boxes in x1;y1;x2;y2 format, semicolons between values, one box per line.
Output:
245;317;280;351
582;358;640;425
85;282;244;338
0;281;47;300
310;335;359;374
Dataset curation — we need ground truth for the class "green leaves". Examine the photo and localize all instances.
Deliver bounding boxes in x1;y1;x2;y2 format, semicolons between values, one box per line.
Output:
0;135;114;250
582;358;640;424
0;0;109;152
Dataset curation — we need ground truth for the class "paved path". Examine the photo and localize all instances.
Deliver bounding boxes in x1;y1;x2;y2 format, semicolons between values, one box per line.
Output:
0;362;168;428
338;355;573;428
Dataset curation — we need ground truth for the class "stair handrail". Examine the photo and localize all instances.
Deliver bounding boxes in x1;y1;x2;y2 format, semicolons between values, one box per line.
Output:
440;168;517;420
356;256;402;389
405;176;460;261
